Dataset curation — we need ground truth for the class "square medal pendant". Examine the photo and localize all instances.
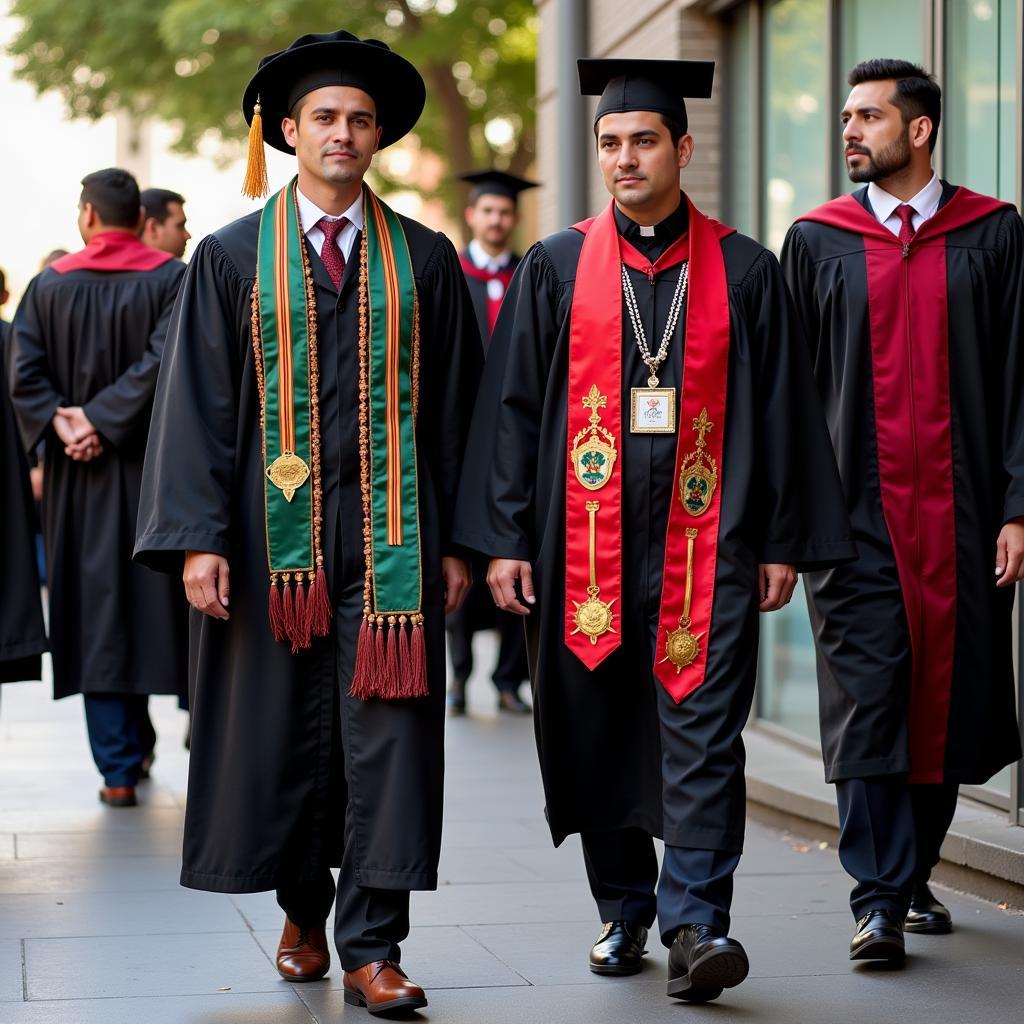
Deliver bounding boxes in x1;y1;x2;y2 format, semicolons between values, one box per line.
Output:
630;387;676;434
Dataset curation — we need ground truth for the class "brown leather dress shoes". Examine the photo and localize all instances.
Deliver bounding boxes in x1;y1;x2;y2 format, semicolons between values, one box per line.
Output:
343;960;427;1016
276;917;330;982
99;786;137;807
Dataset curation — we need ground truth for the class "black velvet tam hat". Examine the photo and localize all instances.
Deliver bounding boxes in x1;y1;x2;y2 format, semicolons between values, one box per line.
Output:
459;170;539;204
577;58;715;134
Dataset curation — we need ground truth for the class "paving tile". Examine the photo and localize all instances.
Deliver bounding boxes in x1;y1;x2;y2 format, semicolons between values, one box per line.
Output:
437;819;551;850
2;806;185;836
0;939;24;1002
0;856;183;895
0;990;315;1023
411;879;596;927
0;836;13;861
0;890;245;939
437;846;543;885
23;932;278;1000
254;924;529;990
15;828;184;861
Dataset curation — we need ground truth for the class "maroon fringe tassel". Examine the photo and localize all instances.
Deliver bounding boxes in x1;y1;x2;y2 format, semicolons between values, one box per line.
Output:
349;617;375;698
384;622;400;697
293;576;310;652
282;578;296;647
410;621;428;697
268;578;287;643
309;569;332;637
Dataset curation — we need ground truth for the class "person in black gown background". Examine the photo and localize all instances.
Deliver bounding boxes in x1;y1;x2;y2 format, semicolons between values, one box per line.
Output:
447;169;538;715
453;57;855;1004
10;169;188;806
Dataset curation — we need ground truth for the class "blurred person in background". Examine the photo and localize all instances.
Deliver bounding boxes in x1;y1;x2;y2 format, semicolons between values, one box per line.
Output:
141;188;191;259
446;169;538;716
9;168;189;807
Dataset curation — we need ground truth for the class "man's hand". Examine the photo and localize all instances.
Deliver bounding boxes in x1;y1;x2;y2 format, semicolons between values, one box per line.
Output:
442;556;472;614
995;518;1024;587
52;407;103;461
487;559;536;616
758;563;797;612
183;551;230;620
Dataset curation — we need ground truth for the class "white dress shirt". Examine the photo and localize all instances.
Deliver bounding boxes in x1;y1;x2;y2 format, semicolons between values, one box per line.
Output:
867;173;942;237
296;188;364;263
467;239;513;300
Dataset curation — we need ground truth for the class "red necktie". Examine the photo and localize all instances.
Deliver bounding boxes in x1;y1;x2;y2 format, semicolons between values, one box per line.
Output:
316;216;348;288
895;204;917;247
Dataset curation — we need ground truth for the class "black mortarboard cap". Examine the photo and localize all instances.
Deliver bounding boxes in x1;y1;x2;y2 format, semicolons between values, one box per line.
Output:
459;170;539;203
577;58;715;134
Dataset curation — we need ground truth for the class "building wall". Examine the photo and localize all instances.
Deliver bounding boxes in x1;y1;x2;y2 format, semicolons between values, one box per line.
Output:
536;0;724;236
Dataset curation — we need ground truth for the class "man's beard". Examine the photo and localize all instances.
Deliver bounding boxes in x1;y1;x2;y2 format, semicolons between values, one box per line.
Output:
847;131;912;183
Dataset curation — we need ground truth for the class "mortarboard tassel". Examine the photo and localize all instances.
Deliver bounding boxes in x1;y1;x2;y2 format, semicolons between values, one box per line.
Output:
242;100;269;199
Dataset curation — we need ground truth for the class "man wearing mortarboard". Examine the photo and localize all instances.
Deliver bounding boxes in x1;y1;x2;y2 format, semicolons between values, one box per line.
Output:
453;58;855;1003
134;30;482;1016
445;169;538;716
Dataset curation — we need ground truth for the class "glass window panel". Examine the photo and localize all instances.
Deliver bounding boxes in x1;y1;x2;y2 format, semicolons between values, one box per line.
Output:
945;0;1018;201
725;6;756;237
763;0;829;252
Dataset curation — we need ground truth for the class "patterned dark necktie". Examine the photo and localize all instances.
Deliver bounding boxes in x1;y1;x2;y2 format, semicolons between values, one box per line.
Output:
896;204;917;248
316;215;347;288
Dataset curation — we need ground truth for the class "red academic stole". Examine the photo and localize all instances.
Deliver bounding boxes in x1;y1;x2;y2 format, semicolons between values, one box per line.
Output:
458;252;516;334
50;231;174;274
797;187;1013;781
566;196;735;703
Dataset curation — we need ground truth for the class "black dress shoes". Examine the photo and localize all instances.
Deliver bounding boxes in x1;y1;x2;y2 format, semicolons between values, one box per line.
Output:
497;689;531;715
850;908;906;961
589;920;648;975
905;884;953;934
446;679;467;715
667;924;749;1002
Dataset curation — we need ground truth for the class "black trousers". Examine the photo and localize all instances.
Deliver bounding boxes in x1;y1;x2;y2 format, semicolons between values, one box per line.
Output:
835;777;959;919
447;583;528;693
581;828;741;946
83;694;156;786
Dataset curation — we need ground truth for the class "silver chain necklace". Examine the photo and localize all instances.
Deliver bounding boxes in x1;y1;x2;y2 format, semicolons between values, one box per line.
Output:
622;260;689;388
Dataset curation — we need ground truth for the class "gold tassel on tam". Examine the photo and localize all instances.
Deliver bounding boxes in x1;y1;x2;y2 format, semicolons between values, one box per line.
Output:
242;100;269;199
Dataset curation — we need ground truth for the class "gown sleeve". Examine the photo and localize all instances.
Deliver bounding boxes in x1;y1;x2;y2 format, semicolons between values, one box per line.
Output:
452;242;562;561
134;237;246;573
9;276;65;452
83;263;186;448
779;224;821;361
997;211;1024;525
415;234;484;554
741;248;855;570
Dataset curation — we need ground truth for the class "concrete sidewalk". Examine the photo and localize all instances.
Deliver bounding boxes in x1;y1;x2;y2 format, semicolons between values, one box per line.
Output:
1;645;1023;1024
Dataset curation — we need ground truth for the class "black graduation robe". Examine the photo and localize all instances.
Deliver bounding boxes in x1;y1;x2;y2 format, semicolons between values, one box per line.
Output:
452;198;855;851
782;182;1024;785
0;319;46;684
459;248;521;349
134;209;481;893
10;259;188;701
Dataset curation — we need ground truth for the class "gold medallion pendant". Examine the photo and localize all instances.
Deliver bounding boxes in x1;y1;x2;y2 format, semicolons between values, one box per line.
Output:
664;615;701;670
678;408;718;517
266;451;310;502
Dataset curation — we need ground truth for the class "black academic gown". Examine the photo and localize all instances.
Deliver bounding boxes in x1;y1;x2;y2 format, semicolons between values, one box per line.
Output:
0;320;46;684
10;261;188;701
460;248;522;350
782;182;1024;785
134;210;481;893
453;200;854;851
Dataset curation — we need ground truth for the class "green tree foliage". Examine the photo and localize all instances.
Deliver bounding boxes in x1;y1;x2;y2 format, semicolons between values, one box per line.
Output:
8;0;536;216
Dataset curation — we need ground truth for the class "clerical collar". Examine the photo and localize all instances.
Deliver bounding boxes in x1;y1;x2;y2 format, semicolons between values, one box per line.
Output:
613;195;689;260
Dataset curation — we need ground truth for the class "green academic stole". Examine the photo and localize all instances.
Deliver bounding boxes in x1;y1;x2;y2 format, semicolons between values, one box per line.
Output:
252;180;426;699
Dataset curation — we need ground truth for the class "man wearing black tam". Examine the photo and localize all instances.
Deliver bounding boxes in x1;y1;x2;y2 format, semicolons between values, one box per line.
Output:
135;30;482;1016
445;169;537;717
454;58;854;1003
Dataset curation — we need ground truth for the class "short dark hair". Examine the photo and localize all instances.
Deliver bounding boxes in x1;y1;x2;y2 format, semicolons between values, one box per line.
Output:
847;58;941;153
80;168;141;229
140;188;185;224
